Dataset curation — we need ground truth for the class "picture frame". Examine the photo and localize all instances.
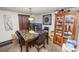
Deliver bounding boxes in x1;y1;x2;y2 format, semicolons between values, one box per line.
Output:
43;14;52;25
3;15;13;31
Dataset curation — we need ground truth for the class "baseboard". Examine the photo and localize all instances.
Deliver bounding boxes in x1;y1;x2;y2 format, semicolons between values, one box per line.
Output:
0;40;12;47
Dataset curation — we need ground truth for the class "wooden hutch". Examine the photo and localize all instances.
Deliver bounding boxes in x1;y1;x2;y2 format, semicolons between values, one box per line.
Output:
53;10;78;46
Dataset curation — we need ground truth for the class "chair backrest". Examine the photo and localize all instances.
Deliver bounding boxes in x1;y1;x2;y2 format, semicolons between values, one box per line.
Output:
44;27;49;31
15;31;25;45
36;33;45;45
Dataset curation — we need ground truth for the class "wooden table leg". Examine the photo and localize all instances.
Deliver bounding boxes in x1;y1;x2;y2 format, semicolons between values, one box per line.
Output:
26;43;29;52
43;41;46;48
46;33;48;45
47;36;48;45
33;40;35;47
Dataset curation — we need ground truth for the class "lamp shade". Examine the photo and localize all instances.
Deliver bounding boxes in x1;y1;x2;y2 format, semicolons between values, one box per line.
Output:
28;17;34;21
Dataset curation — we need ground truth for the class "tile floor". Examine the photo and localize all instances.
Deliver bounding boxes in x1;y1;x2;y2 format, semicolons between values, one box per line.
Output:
0;39;62;52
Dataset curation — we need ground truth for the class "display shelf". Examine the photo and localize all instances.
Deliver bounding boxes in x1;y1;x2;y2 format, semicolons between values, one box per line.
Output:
56;33;62;36
53;12;78;46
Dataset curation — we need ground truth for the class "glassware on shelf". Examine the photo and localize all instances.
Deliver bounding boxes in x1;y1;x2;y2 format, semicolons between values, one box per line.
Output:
56;33;62;36
56;26;62;30
64;31;72;39
57;22;62;25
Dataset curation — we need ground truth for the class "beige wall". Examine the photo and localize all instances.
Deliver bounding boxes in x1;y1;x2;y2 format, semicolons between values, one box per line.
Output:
0;10;24;42
0;10;55;42
34;13;55;35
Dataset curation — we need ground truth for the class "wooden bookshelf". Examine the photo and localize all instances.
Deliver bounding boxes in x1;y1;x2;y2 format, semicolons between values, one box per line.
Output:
53;11;78;46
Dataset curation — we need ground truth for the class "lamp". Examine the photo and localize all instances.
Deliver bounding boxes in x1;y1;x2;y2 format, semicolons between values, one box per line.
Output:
28;8;34;21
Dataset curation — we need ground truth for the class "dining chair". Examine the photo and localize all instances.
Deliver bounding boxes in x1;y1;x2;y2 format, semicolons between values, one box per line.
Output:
44;27;49;33
35;33;45;52
44;27;49;44
15;31;25;52
44;32;49;44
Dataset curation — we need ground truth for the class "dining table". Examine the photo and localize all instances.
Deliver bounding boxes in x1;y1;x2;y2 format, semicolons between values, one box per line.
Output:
19;30;39;52
19;30;48;52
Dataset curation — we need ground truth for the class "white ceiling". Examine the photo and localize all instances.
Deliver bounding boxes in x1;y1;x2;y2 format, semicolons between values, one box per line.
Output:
0;7;71;15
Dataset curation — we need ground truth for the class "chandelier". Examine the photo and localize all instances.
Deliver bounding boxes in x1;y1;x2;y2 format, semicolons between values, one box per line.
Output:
28;8;34;21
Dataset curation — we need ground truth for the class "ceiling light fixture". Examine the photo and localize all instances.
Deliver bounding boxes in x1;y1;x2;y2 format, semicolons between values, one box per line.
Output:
28;8;34;21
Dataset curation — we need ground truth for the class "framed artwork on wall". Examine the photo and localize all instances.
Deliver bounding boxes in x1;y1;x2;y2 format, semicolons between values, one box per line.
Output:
43;14;52;25
3;15;13;31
